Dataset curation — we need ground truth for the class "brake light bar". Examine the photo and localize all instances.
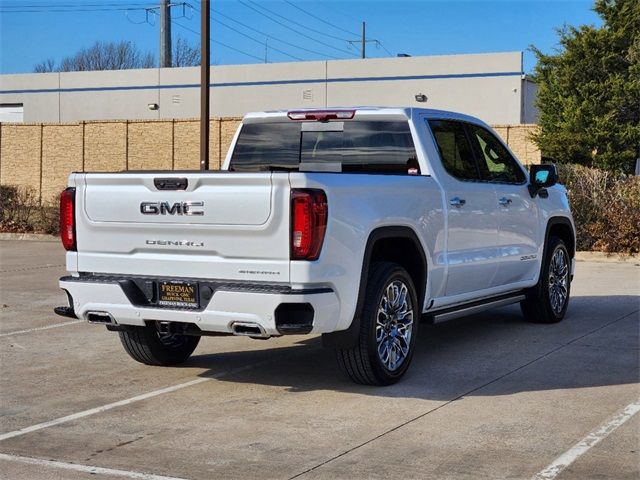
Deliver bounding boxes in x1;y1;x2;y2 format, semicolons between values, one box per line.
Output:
287;110;355;121
290;189;328;261
59;187;76;251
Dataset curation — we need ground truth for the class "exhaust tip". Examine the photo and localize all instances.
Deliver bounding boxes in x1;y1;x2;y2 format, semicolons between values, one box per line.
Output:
230;322;269;338
86;311;116;325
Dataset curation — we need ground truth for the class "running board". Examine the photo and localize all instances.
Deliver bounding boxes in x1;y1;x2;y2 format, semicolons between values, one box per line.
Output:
426;293;526;324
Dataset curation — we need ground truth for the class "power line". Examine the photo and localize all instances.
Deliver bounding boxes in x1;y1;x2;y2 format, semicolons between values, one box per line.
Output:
191;3;343;60
244;0;394;58
210;8;341;60
281;1;395;58
0;8;149;13
0;1;154;4
283;0;358;37
170;19;264;63
377;42;394;56
0;2;155;7
316;1;359;24
238;0;357;57
245;0;351;43
0;2;155;13
212;17;303;61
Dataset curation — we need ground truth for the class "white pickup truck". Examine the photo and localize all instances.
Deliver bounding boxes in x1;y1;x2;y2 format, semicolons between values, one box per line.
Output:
55;107;575;385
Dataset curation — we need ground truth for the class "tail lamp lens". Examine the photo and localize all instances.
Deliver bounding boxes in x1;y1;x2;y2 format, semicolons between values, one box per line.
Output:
59;187;76;251
291;189;327;260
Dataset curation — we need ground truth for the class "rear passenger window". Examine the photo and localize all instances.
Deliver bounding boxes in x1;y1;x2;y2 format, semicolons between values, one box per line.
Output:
467;124;526;184
428;120;478;181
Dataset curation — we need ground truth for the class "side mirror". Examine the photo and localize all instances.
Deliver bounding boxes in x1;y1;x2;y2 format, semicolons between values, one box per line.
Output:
528;164;558;198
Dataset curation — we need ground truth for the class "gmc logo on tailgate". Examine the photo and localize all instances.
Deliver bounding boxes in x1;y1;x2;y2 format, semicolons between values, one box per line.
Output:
140;201;204;216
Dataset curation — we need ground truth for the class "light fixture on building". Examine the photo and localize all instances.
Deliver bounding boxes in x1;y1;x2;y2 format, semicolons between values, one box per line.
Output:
414;93;427;103
147;103;159;111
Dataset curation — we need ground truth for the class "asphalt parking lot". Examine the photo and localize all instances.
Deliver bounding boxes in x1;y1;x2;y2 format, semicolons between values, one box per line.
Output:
0;239;638;480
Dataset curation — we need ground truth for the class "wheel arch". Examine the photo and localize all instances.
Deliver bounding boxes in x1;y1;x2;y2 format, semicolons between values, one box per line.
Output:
535;216;575;288
322;226;427;349
545;216;575;259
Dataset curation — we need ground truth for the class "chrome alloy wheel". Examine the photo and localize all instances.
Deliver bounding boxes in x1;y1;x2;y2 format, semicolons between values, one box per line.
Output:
548;248;569;314
375;280;414;372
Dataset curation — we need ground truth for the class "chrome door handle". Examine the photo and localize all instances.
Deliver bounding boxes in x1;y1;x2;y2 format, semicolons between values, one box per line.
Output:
498;197;513;207
449;197;466;208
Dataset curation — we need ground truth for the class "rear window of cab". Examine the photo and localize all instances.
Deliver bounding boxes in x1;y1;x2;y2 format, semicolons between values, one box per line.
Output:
229;120;419;175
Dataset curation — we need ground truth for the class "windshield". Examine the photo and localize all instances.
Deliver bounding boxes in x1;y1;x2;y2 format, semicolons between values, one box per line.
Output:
229;120;418;174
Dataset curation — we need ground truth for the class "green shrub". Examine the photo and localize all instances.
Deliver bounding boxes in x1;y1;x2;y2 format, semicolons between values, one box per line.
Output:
557;164;640;254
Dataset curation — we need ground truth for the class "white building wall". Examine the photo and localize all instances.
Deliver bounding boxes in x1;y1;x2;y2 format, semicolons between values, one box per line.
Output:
522;78;539;124
0;51;535;125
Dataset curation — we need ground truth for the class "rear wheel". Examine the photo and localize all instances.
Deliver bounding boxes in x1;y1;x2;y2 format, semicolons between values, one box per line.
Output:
119;323;200;366
521;236;571;323
336;262;419;385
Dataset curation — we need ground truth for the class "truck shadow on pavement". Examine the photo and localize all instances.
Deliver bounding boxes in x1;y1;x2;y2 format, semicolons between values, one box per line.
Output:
185;294;639;400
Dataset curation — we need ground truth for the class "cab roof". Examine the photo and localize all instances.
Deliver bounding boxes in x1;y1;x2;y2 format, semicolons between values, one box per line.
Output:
242;107;488;127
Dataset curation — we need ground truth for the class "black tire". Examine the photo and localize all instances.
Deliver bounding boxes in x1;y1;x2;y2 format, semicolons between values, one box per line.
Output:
336;262;419;386
119;324;200;366
521;236;571;323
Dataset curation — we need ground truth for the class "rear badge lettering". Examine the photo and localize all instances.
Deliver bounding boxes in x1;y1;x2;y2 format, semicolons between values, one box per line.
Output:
140;201;204;216
520;254;537;261
146;240;204;247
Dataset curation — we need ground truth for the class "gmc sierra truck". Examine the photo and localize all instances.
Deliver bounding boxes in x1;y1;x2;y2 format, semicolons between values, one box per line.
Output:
55;107;575;385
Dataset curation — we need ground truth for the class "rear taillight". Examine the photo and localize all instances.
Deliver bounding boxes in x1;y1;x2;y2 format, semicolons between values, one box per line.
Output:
59;187;76;251
290;189;327;261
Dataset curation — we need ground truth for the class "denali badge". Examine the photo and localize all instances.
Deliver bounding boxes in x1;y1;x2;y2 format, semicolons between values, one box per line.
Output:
146;240;204;247
140;201;204;216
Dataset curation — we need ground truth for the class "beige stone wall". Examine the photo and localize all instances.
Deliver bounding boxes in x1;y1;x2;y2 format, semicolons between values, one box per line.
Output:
0;124;42;200
173;120;200;171
41;124;83;204
84;122;127;172
0;119;540;204
493;124;540;166
128;121;173;171
219;119;240;170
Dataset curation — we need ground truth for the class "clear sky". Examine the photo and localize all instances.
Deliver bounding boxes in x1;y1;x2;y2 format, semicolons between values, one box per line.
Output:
0;0;602;75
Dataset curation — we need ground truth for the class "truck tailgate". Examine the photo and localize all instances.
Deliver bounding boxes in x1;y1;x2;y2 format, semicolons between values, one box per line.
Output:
73;172;291;283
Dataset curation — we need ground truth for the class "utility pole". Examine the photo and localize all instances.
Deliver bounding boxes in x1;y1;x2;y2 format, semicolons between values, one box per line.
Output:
160;0;172;68
200;0;210;170
348;21;382;60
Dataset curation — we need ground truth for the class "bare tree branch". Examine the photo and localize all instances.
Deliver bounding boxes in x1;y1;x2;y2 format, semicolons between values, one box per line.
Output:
33;59;56;73
34;38;200;73
173;36;200;67
53;41;156;72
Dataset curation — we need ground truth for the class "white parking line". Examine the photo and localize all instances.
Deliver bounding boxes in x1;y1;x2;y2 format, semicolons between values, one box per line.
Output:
0;452;189;480
0;320;84;338
0;360;269;442
533;399;640;480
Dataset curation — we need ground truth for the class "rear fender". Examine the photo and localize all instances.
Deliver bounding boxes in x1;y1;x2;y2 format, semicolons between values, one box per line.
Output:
322;226;427;349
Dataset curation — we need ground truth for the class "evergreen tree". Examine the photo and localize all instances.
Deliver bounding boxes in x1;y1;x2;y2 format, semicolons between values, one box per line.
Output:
531;0;639;173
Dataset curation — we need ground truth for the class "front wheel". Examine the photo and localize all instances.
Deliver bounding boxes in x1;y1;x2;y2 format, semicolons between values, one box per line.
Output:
336;262;419;385
521;236;571;323
119;323;200;366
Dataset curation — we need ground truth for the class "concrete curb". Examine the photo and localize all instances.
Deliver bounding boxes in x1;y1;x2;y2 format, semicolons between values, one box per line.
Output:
575;251;638;263
0;233;58;242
